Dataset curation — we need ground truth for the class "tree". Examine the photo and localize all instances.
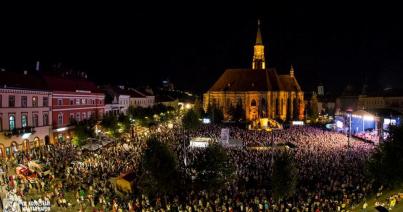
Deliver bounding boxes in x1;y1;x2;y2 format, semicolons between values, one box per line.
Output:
271;150;298;201
207;104;224;124
182;109;201;131
193;97;205;118
118;113;131;133
192;143;235;191
229;100;245;122
72;119;95;147
100;114;119;136
367;125;403;187
138;137;179;197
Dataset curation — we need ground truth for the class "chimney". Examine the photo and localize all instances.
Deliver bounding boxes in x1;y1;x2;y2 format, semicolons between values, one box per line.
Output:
23;70;28;75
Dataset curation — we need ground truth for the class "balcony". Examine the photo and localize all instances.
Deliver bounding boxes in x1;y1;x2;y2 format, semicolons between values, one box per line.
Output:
3;127;36;138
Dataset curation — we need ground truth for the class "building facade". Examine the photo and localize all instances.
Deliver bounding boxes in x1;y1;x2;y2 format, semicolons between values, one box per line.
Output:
203;21;304;122
129;88;155;108
0;71;52;158
103;85;131;115
358;89;403;113
43;75;105;142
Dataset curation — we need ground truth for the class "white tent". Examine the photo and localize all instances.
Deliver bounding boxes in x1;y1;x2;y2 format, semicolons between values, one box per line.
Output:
81;143;102;151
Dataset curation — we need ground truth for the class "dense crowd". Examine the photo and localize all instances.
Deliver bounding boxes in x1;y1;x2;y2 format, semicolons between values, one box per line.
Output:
1;122;384;211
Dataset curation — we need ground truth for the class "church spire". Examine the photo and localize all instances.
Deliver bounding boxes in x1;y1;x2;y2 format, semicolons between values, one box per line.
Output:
290;64;295;77
252;19;266;70
256;19;263;45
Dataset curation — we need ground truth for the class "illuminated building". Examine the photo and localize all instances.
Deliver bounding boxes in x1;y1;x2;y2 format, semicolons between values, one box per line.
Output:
0;70;52;158
43;75;105;143
203;20;304;122
102;85;131;115
128;88;155;108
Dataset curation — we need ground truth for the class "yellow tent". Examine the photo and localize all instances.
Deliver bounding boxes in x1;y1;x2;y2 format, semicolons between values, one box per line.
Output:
116;172;136;193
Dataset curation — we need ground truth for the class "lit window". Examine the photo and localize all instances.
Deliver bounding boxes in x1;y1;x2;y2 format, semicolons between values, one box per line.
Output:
21;114;28;128
32;96;38;107
9;115;16;130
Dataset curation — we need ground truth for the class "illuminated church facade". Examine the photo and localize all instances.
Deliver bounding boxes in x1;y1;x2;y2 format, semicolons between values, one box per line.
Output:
203;20;304;122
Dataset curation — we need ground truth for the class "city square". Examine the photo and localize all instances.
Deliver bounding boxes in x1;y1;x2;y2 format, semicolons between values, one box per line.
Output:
1;5;403;212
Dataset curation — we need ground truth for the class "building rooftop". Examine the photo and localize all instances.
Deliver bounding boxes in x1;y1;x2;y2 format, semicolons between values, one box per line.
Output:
208;68;301;92
0;70;50;91
43;75;103;93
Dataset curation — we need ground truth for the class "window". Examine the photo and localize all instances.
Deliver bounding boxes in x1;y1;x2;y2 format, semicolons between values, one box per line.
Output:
43;97;49;107
9;96;15;107
251;99;257;107
82;112;86;120
57;113;63;126
76;99;80;105
70;113;75;121
82;99;86;104
9;115;15;130
32;114;38;127
32;96;38;107
43;113;49;126
21;96;27;107
57;99;62;106
76;113;81;122
87;111;91;119
70;99;74;105
21;114;28;128
0;94;2;107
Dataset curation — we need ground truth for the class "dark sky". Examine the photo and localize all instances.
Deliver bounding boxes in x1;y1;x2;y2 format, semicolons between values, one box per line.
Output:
0;3;402;95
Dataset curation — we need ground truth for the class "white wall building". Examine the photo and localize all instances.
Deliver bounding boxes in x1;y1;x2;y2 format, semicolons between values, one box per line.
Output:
103;85;131;115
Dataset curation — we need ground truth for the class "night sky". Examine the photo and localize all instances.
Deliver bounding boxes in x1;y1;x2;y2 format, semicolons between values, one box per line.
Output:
0;4;402;95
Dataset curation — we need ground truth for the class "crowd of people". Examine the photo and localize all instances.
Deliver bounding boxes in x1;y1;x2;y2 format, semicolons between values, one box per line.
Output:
0;120;390;211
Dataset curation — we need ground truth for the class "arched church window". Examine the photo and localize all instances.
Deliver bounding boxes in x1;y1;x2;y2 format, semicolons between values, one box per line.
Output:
251;99;257;107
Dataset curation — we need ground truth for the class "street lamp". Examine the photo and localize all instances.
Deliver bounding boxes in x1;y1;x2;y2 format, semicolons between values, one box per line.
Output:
347;110;352;148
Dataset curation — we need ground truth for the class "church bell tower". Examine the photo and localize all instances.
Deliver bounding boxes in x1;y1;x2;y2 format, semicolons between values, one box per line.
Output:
252;19;266;70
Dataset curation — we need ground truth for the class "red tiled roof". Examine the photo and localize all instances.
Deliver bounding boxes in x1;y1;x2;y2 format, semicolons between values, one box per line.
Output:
43;75;103;93
278;75;302;92
0;71;50;91
208;68;294;92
